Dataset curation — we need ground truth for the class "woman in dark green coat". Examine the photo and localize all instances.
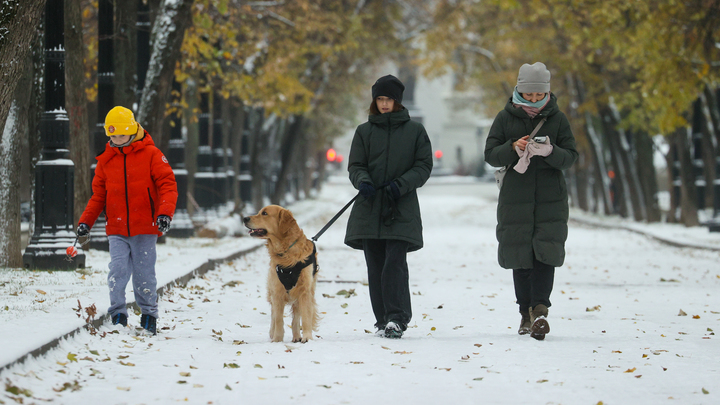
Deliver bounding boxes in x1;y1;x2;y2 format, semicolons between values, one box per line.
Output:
344;75;433;339
484;62;578;341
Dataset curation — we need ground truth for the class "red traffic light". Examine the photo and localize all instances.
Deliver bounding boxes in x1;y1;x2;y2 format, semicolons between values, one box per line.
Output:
434;149;443;159
326;148;337;162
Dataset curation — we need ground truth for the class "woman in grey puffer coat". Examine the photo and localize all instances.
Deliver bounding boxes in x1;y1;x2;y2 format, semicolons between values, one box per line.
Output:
345;75;433;339
484;62;578;341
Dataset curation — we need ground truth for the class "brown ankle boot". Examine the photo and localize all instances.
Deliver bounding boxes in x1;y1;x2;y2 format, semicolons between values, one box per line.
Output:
518;309;531;335
530;304;550;340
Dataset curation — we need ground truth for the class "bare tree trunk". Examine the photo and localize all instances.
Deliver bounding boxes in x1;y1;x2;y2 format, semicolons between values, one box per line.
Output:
0;69;33;267
585;113;612;214
82;0;98;155
65;0;92;226
250;111;273;211
577;77;613;214
619;130;646;220
0;104;23;268
137;0;193;152
563;73;583;210
570;157;588;211
113;0;137;109
698;92;718;211
0;0;46;132
675;127;700;226
601;105;646;220
27;34;45;234
665;134;679;223
0;1;45;268
184;78;199;217
705;85;720;150
301;118;317;198
271;115;305;205
634;130;661;222
601;109;629;217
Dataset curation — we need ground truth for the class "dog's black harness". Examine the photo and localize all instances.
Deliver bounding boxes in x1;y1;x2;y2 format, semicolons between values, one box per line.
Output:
275;243;318;291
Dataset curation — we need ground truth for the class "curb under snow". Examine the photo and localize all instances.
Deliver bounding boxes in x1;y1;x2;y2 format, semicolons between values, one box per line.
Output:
0;243;263;373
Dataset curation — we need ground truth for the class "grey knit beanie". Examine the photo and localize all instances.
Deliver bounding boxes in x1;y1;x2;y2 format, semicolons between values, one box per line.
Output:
516;62;551;93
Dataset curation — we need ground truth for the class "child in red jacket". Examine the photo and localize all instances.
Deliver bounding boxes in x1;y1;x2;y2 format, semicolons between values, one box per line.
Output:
77;106;178;335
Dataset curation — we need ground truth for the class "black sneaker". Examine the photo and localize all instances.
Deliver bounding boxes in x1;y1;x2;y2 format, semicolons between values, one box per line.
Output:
384;321;404;339
140;314;157;335
112;313;128;327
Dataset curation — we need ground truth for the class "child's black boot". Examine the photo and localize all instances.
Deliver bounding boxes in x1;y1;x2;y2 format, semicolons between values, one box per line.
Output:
140;314;157;335
112;313;128;327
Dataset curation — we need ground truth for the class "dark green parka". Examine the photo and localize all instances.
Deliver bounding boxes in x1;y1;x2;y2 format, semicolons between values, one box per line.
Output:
484;93;578;269
345;109;433;252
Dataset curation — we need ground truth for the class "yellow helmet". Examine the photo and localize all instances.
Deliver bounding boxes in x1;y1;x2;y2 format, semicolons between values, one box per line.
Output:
104;106;138;136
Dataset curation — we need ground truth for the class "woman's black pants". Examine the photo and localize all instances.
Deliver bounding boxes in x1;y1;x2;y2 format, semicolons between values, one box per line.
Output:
513;257;555;312
362;239;411;329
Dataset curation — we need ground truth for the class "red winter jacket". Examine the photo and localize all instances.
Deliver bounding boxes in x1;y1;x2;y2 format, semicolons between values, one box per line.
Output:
79;131;178;237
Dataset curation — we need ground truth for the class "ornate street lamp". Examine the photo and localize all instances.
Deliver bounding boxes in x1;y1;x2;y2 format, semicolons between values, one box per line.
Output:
23;0;85;270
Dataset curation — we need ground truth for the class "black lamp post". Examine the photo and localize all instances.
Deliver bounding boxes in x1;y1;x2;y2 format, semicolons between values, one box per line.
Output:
23;0;85;270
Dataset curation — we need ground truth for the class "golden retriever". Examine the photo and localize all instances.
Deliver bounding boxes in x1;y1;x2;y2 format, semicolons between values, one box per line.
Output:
243;205;320;343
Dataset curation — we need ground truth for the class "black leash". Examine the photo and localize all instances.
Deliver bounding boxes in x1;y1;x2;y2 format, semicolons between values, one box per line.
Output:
311;194;359;242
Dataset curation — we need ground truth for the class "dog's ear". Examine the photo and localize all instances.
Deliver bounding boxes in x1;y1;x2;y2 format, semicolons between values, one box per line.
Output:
278;209;298;234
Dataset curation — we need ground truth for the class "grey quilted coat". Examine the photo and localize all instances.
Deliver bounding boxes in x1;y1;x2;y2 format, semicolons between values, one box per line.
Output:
484;94;578;269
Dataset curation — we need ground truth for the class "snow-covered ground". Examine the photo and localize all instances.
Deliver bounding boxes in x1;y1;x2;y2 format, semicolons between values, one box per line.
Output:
1;176;719;404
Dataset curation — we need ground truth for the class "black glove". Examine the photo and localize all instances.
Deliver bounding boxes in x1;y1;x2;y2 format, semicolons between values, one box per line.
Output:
386;180;401;200
157;215;172;233
358;182;376;199
77;223;90;237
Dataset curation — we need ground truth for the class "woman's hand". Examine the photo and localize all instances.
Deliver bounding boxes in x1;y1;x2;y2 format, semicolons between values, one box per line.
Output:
513;135;530;152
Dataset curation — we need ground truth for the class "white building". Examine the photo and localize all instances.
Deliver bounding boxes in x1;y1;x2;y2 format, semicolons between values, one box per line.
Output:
413;74;494;176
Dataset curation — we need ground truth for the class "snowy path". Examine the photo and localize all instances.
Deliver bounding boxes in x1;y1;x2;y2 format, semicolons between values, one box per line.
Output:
2;178;719;404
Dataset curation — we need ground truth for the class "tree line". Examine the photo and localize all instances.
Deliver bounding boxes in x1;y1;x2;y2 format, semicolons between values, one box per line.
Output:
422;0;720;226
2;1;718;268
0;0;419;268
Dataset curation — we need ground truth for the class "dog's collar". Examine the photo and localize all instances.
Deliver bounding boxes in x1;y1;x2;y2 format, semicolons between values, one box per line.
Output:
276;238;300;257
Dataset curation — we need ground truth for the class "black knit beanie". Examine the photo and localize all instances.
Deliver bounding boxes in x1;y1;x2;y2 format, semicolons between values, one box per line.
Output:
371;75;405;104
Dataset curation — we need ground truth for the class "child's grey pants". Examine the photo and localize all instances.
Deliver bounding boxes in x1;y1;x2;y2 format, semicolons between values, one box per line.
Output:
107;234;159;318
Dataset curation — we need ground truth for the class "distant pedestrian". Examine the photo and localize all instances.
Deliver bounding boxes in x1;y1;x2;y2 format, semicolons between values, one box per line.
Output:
77;106;177;335
344;75;433;339
484;62;578;340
